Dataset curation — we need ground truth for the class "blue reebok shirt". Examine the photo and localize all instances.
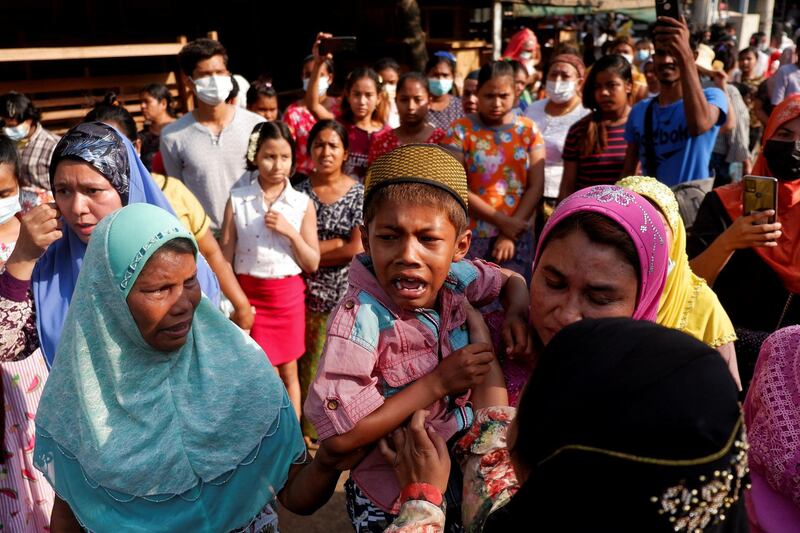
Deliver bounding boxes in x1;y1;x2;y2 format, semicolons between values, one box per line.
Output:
624;87;727;186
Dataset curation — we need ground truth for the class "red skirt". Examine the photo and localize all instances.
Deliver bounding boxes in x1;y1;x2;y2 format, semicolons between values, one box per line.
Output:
237;273;306;366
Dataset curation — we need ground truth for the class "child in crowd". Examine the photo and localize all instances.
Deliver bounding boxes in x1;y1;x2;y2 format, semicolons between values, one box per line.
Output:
0;137;54;532
368;72;446;164
374;57;401;128
221;121;320;418
306;33;389;181
246;79;280;121
560;54;632;197
444;60;544;282
295;120;365;447
304;144;530;532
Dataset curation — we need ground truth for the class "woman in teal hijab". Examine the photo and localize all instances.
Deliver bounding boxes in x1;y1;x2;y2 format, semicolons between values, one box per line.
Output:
33;203;347;532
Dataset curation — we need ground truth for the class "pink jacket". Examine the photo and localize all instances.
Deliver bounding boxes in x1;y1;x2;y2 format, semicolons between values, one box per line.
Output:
304;255;502;512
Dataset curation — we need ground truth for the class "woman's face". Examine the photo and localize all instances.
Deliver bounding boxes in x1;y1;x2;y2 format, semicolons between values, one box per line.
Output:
140;94;166;122
594;70;631;114
546;62;580;84
396;79;430;127
0;162;19;199
477;76;515;124
53;160;123;243
310;127;347;175
769;116;800;142
427;61;453;81
513;68;529;99
256;138;293;184
530;229;638;346
127;247;201;352
347;77;378;121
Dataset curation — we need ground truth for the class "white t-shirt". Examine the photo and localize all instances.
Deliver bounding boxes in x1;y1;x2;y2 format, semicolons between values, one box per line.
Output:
230;174;309;279
525;99;589;199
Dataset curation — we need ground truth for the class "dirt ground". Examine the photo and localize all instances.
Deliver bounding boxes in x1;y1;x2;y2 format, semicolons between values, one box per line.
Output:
278;472;352;533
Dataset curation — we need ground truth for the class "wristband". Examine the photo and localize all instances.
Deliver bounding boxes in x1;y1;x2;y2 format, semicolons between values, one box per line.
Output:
400;482;444;507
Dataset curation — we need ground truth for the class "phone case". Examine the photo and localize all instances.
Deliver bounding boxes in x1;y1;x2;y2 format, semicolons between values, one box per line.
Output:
743;175;778;224
655;0;681;20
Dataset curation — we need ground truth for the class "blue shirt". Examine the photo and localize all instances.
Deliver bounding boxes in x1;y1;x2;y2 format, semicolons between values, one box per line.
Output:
625;87;727;186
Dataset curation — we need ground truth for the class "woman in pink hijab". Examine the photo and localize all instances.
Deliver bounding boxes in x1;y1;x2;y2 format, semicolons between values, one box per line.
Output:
744;325;800;532
503;28;540;76
501;184;669;404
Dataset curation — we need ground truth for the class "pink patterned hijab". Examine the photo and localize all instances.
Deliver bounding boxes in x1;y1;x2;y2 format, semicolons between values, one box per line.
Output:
534;185;669;322
743;326;800;529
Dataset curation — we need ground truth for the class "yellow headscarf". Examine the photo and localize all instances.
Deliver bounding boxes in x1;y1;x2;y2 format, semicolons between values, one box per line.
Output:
617;176;737;348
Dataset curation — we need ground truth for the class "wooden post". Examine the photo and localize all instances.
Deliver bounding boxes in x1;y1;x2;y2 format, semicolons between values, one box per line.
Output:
492;1;502;60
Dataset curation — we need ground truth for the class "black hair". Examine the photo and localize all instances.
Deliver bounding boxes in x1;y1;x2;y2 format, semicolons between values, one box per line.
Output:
246;78;278;107
635;37;653;47
306;119;349;156
225;76;240;105
0;136;20;178
582;54;632;157
715;44;737;72
84;93;138;143
477;60;515;91
506;59;527;77
0;92;40;125
396;72;429;95
178;38;228;77
141;83;177;118
364;183;468;235
738;46;759;60
245;121;296;172
424;55;455;77
159;237;196;256
303;54;335;76
466;69;480;81
340;67;384;125
540;211;640;288
374;57;400;75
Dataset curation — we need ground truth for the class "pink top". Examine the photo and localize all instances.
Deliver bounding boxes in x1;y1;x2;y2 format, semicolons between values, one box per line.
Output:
744;326;800;531
304;255;502;512
534;185;669;322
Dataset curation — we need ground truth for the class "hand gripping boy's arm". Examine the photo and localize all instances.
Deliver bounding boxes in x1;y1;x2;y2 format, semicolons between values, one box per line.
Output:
497;268;532;360
321;343;495;455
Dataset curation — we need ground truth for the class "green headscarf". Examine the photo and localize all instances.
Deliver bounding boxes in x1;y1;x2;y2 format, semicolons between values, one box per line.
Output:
34;203;288;498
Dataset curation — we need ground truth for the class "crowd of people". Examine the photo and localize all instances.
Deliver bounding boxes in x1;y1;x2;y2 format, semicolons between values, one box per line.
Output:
0;13;799;533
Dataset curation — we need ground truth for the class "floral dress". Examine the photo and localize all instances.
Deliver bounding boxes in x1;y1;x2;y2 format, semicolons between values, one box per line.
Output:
284;99;342;176
0;189;55;532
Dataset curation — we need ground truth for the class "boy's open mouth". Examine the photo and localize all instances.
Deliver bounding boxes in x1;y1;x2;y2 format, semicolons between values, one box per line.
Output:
392;276;427;297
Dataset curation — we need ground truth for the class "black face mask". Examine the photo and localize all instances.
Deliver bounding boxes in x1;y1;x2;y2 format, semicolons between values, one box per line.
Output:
763;139;800;181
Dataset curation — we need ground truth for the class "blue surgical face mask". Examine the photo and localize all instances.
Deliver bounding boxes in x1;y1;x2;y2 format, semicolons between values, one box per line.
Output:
428;78;453;97
3;122;29;142
636;50;651;62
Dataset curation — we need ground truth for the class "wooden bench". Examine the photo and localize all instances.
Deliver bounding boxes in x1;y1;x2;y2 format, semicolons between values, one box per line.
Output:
0;33;218;135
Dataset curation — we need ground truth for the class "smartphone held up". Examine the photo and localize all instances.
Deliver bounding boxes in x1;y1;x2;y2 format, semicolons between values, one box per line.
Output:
743;175;778;224
319;36;357;56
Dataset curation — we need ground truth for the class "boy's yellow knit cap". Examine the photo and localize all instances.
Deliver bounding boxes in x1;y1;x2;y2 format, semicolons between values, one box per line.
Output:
364;144;469;213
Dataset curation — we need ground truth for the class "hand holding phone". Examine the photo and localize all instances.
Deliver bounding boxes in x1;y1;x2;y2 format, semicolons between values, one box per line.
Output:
743;175;778;224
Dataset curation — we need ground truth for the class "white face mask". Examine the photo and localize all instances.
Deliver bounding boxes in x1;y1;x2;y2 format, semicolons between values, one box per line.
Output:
303;76;330;97
0;193;21;225
621;53;635;65
3;123;29;142
545;80;576;104
384;83;397;100
191;75;234;106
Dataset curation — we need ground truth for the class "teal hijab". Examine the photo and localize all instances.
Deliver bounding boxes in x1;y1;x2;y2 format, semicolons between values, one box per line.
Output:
34;204;303;531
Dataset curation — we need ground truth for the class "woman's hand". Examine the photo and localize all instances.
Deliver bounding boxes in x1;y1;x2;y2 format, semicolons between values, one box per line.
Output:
265;211;296;238
312;32;334;62
430;343;494;397
12;203;62;263
720;210;782;250
230;304;255;332
378;410;451;494
492;235;516;263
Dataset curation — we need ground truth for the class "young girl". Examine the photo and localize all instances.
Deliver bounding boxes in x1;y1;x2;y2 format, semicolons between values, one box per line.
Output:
221;121;320;418
139;83;177;171
0;136;55;532
368;72;446;164
374;57;401;128
425;53;464;131
295;120;364;447
246;79;280;121
560;54;632;198
444;60;544;282
307;35;389;180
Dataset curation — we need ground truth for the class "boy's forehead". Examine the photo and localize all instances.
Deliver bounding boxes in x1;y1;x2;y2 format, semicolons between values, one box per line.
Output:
369;201;456;229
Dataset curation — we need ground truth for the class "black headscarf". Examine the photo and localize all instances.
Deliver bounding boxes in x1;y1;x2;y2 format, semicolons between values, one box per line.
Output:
484;317;748;532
